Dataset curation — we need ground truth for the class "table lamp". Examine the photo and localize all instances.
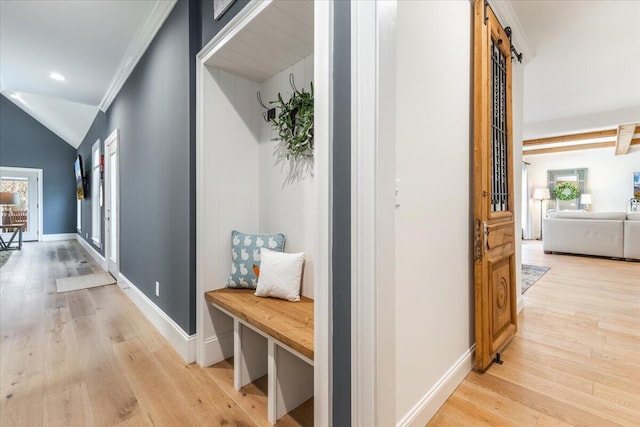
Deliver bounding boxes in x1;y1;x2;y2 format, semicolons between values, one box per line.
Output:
0;192;20;225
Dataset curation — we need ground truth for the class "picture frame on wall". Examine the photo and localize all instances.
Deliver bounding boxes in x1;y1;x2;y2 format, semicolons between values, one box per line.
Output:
634;172;640;199
214;0;236;20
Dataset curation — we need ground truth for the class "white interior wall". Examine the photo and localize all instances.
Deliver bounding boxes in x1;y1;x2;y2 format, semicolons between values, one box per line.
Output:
512;62;525;309
200;66;261;344
258;54;315;298
394;2;525;422
524;146;640;238
200;54;317;349
395;1;473;423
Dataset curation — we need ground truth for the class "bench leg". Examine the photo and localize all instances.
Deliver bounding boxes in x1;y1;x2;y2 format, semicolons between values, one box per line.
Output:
267;339;278;425
233;319;243;391
235;320;268;391
275;345;314;422
268;340;313;425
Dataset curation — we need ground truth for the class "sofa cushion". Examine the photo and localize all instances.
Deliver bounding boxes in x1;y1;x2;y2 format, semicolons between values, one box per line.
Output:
626;212;640;221
542;218;624;258
547;211;626;220
624;220;640;259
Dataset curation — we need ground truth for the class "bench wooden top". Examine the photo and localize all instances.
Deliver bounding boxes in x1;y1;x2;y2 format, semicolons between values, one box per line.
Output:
205;289;314;360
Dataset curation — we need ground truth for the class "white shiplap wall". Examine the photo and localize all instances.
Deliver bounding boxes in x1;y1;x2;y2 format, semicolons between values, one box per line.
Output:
199;66;261;351
200;54;315;317
258;54;315;298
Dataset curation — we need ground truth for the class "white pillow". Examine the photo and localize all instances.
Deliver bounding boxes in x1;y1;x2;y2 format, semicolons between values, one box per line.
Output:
255;248;304;301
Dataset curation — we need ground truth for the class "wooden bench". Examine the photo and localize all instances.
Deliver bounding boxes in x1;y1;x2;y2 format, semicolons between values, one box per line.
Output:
205;289;314;424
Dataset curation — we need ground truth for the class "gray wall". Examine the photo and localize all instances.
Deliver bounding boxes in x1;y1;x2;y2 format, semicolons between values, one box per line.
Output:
0;94;77;235
76;0;198;334
332;1;351;425
77;111;106;254
75;4;353;418
200;0;251;48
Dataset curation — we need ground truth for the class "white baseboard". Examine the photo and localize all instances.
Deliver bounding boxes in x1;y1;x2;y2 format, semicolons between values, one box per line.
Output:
203;331;234;367
397;345;476;427
118;272;197;363
42;233;76;241
76;234;107;270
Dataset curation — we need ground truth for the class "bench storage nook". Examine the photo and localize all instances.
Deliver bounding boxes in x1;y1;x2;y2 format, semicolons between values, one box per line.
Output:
205;289;314;424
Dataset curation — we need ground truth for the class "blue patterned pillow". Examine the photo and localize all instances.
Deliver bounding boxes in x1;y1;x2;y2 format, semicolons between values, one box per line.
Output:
226;230;285;289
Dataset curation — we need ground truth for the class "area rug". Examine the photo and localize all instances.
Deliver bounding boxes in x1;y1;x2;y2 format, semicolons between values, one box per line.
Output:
0;251;13;269
522;264;550;294
56;272;116;293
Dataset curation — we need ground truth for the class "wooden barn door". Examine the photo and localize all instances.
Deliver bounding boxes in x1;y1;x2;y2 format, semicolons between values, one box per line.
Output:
473;0;517;371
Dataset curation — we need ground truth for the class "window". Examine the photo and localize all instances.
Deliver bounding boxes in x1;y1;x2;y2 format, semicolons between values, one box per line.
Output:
547;168;588;210
77;199;81;231
91;140;101;246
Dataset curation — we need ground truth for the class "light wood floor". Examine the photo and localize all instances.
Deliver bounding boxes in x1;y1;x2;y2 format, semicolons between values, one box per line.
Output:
429;241;640;427
0;241;311;427
3;241;638;427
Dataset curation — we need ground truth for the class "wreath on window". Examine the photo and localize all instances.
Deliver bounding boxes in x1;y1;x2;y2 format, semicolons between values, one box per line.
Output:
554;182;580;201
269;80;314;161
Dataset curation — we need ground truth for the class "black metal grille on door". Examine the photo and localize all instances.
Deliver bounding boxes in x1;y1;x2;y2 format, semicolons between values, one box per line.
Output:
490;38;509;212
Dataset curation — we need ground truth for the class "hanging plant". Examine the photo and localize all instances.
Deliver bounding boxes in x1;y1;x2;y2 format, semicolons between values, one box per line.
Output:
269;79;314;161
553;182;579;201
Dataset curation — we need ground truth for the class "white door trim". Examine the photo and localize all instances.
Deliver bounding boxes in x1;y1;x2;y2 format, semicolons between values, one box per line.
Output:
104;128;120;282
351;1;397;425
195;1;333;425
0;166;43;242
314;1;333;424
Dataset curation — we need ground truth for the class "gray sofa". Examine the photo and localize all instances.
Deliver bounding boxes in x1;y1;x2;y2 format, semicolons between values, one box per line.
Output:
542;211;639;260
624;213;640;259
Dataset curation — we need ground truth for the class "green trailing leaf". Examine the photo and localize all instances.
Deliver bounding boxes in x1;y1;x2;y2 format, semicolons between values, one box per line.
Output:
269;81;314;161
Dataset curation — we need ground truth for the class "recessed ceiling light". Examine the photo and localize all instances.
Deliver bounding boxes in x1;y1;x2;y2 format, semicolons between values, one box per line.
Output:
50;72;66;81
8;92;26;104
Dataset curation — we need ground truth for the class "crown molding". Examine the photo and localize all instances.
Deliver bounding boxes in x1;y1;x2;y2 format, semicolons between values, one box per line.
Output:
99;0;177;112
489;0;535;64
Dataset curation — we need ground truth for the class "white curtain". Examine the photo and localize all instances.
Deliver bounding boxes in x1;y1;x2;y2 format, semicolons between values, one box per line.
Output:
521;162;533;240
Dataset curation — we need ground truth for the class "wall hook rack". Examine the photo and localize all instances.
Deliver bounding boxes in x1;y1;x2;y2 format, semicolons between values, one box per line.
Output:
257;91;275;122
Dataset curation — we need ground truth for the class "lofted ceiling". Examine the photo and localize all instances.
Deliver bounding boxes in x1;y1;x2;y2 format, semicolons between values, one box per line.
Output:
2;1;637;148
510;0;640;139
0;0;176;148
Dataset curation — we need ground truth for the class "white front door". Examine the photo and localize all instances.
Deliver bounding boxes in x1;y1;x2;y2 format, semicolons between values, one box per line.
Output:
104;130;120;280
0;167;41;241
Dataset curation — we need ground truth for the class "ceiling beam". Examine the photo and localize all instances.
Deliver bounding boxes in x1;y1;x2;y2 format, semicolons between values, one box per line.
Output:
524;138;640;156
614;124;638;155
523;129;617;146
